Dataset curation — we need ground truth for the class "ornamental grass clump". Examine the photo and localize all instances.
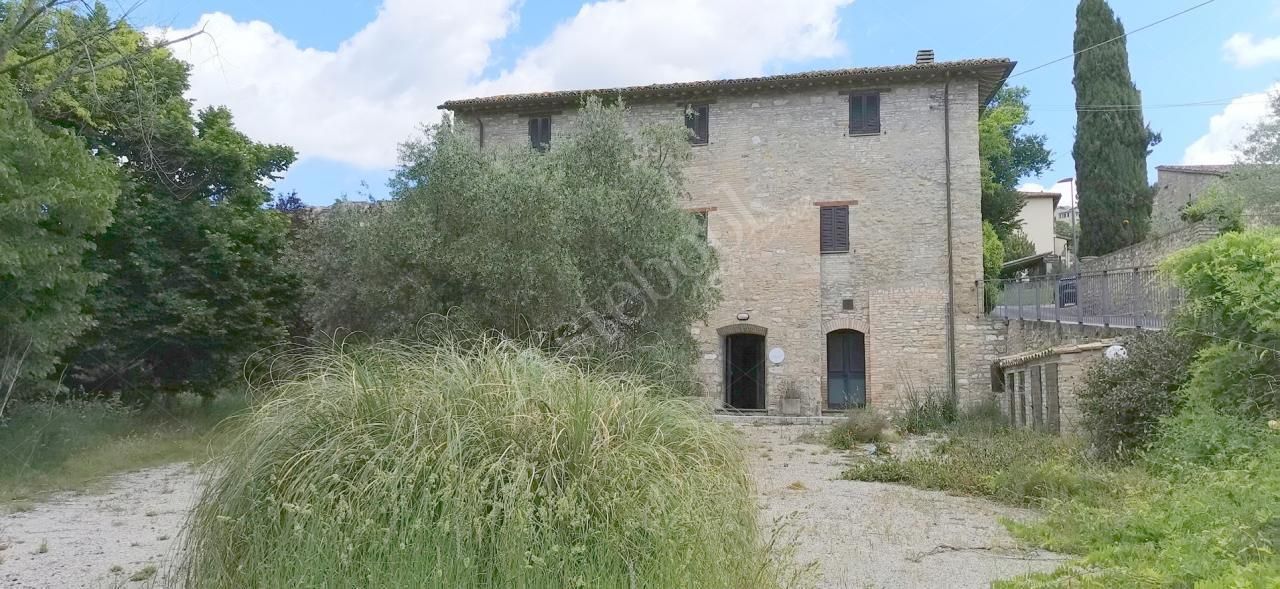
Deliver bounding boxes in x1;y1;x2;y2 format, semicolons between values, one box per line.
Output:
180;340;777;588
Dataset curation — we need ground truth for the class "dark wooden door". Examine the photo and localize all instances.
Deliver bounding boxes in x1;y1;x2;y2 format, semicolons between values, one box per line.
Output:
827;330;866;410
725;334;765;410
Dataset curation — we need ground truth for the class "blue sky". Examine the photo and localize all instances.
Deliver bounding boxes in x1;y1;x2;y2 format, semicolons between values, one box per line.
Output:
131;0;1280;205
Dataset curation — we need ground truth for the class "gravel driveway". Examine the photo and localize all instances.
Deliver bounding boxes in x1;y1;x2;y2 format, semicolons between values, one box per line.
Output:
0;463;200;589
740;424;1067;588
1;425;1067;588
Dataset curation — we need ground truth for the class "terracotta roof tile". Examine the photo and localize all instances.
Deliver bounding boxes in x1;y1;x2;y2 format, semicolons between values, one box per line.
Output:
440;58;1015;113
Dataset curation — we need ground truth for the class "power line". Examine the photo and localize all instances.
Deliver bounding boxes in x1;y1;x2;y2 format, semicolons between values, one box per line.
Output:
1010;0;1221;79
1029;97;1270;112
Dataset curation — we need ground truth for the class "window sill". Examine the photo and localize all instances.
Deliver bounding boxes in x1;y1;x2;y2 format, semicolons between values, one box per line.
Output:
690;141;709;147
846;132;881;138
821;250;850;255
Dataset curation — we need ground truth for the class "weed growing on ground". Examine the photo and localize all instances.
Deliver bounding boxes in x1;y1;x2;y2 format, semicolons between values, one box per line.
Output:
827;408;893;448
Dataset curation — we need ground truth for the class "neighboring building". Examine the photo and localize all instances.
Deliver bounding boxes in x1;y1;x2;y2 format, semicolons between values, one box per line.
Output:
440;52;1014;415
1055;205;1077;222
993;339;1117;436
1016;191;1064;255
1150;164;1233;236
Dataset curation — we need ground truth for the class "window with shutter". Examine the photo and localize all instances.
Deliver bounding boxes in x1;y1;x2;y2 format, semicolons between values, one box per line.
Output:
848;92;881;135
820;206;850;253
528;117;551;151
685;105;709;145
694;211;708;241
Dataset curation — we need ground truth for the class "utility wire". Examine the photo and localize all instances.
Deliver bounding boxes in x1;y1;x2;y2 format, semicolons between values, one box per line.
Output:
1010;0;1221;79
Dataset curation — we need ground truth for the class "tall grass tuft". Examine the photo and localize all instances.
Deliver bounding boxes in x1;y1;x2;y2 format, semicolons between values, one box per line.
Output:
179;339;779;588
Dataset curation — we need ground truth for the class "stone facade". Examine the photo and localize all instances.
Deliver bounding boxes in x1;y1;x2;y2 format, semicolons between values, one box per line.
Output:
1150;165;1232;237
442;59;1011;415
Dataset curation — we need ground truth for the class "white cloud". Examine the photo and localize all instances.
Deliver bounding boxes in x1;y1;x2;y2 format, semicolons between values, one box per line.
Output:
147;0;518;169
1017;181;1075;207
150;0;853;169
1223;33;1280;67
472;0;853;97
1182;83;1280;164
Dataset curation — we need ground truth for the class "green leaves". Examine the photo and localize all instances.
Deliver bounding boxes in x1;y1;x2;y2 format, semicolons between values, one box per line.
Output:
300;99;717;392
1072;0;1157;256
980;86;1052;240
0;78;117;389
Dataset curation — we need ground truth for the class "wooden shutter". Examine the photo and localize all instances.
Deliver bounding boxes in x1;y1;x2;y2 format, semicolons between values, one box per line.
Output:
848;92;881;135
820;206;849;253
686;105;709;145
529;117;551;150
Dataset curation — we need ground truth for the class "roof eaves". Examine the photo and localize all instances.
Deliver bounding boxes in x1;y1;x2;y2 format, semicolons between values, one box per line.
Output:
440;58;1015;113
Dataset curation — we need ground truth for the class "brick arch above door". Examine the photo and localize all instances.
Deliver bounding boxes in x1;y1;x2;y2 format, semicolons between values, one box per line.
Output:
716;323;768;337
823;316;868;335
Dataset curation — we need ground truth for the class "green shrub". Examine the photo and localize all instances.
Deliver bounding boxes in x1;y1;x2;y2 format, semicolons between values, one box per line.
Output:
1077;330;1200;460
180;340;782;588
828;408;891;449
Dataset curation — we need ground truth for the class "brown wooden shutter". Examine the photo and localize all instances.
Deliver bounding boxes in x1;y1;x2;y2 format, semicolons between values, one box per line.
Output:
848;92;881;135
686;105;709;145
529;117;551;150
820;206;849;253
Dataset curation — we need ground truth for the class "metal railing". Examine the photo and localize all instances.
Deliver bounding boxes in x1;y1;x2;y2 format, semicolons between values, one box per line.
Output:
980;266;1183;329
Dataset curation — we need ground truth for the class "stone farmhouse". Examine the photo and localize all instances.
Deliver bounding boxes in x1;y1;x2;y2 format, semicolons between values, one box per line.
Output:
440;52;1015;416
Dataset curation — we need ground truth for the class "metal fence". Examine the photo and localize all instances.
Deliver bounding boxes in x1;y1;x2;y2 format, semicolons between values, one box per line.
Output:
981;266;1183;329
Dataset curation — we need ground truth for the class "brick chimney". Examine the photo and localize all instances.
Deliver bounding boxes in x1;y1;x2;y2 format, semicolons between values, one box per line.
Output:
916;49;935;64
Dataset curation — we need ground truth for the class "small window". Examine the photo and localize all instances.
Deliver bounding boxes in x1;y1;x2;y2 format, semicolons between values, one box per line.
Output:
820;206;849;253
848;92;880;135
528;117;551;151
685;104;709;145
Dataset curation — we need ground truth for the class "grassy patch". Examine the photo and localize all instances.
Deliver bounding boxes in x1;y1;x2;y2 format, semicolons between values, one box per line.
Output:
180;340;791;588
843;429;1128;507
0;393;246;506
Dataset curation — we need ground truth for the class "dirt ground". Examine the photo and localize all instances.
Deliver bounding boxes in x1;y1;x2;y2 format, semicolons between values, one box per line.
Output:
741;424;1067;588
0;425;1067;588
0;463;200;589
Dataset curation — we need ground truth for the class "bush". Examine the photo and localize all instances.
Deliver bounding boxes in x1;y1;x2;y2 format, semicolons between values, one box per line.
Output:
828;408;892;448
180;340;782;588
1077;330;1200;460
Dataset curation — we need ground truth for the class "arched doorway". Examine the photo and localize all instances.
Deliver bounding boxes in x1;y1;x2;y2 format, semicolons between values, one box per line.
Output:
827;330;866;410
724;333;766;410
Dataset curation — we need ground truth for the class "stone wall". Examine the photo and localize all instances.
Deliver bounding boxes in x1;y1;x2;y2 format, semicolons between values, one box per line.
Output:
453;77;986;415
1079;220;1219;272
1002;319;1125;356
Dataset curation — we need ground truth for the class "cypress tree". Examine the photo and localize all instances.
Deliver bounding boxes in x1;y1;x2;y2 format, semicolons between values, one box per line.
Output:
1072;0;1158;256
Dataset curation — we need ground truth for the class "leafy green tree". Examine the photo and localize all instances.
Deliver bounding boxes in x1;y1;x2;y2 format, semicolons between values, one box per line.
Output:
300;99;718;389
1001;231;1037;261
980;87;1052;240
1073;0;1160;256
981;221;1005;311
0;78;116;409
2;1;299;399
